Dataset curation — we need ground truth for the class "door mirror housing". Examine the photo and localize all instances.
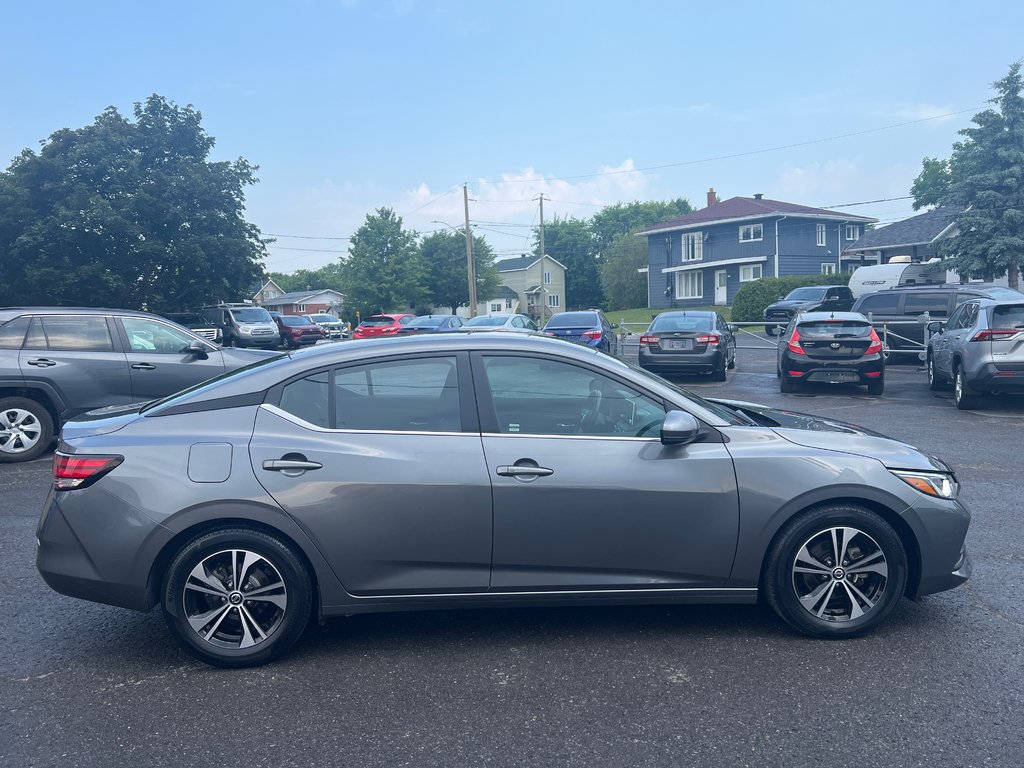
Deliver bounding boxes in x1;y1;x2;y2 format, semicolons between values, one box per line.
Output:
187;340;210;359
926;321;945;334
660;410;701;446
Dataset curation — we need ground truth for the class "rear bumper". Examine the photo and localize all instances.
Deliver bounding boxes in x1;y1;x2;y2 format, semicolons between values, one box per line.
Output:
969;362;1024;393
638;346;726;374
780;353;884;384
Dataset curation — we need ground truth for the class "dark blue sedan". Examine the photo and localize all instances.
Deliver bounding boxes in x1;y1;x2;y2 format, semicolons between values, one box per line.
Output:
543;310;618;355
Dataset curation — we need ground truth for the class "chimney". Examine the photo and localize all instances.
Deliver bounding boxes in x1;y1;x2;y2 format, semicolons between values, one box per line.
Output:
753;193;763;201
706;187;716;207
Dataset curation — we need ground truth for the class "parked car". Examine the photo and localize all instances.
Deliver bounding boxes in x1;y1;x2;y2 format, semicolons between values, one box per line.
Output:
303;313;347;339
275;314;326;348
396;314;466;334
462;313;538;332
543;310;618;355
161;312;222;344
763;285;854;336
926;298;1024;409
777;311;886;395
200;304;280;349
850;284;1023;351
638;311;736;381
352;313;416;339
37;332;971;667
0;307;278;462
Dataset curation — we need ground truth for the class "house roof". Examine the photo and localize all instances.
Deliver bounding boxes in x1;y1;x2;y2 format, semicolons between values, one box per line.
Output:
495;254;568;272
494;285;519;300
843;206;961;252
636;196;876;235
250;278;284;296
260;289;345;307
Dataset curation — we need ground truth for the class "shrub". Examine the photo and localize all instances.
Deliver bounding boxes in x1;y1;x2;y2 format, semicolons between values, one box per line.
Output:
731;273;851;322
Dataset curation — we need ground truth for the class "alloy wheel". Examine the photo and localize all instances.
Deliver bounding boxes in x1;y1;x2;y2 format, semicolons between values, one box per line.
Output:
791;526;888;622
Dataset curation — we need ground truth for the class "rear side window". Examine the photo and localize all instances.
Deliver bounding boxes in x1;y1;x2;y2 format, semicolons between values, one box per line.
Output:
903;293;949;315
855;294;900;314
333;357;461;432
0;316;30;349
279;371;330;428
992;305;1024;329
25;316;114;351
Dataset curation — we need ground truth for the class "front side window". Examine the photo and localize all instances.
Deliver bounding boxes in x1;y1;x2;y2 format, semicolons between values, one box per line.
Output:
739;224;763;242
122;317;198;354
679;271;703;299
481;356;666;438
25;316;114;351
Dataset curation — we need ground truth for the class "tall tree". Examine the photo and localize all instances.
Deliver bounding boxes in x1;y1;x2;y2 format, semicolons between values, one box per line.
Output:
0;95;265;310
535;216;601;309
270;263;345;293
419;230;498;312
910;157;951;210
599;232;649;311
930;62;1024;288
341;208;425;315
590;198;693;250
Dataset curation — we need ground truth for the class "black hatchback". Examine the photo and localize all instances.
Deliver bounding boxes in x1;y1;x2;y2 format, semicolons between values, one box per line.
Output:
777;312;885;395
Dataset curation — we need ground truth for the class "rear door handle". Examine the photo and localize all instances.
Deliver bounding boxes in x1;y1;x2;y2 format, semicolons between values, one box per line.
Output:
263;459;323;472
27;358;57;367
496;465;554;478
130;363;157;370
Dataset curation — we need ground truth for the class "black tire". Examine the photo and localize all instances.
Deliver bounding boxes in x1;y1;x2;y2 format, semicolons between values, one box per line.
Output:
954;365;981;410
0;396;55;463
727;344;736;370
780;372;798;393
162;527;313;668
765;324;779;337
927;353;947;391
763;504;908;638
866;377;884;396
711;359;727;382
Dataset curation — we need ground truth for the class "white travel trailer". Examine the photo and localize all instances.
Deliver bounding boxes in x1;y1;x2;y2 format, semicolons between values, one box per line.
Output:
847;258;947;298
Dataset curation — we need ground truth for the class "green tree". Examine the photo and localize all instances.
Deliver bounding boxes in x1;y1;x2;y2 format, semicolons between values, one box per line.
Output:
0;95;265;310
270;263;345;293
590;198;693;249
341;208;425;315
928;62;1024;288
910;157;951;210
534;215;601;309
419;230;498;313
599;232;648;311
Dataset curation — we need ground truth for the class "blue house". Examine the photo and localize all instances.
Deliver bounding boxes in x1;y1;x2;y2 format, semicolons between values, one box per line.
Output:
635;189;878;308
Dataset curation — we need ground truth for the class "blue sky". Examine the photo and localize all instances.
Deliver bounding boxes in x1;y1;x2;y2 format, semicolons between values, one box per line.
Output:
3;1;1023;272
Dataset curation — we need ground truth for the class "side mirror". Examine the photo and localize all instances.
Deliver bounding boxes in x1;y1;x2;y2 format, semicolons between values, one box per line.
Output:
611;322;619;329
660;410;701;446
777;295;785;301
187;340;210;359
926;321;945;334
728;324;739;333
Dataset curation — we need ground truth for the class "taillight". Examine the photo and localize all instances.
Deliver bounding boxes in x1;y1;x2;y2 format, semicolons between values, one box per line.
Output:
582;329;602;340
695;334;720;345
53;453;123;491
865;328;884;355
640;334;658;346
382;326;400;334
971;329;1019;342
786;328;805;355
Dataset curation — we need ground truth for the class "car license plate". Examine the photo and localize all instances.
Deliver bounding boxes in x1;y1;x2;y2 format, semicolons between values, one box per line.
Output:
665;339;693;351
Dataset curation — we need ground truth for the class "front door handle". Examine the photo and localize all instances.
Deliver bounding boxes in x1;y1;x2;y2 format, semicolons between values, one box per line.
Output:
496;465;554;478
130;363;157;370
262;458;323;475
27;358;57;367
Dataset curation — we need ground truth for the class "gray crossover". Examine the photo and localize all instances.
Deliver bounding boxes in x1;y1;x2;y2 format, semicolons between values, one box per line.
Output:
36;333;971;667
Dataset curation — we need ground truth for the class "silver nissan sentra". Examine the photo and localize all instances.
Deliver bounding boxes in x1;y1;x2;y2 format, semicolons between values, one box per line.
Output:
36;333;971;667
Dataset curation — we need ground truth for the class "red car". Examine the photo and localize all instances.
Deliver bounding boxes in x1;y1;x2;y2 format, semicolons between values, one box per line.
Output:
353;313;415;339
275;314;326;348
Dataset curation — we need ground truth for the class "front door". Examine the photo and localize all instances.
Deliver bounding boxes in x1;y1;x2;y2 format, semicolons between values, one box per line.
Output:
472;353;740;590
116;317;227;402
715;270;728;306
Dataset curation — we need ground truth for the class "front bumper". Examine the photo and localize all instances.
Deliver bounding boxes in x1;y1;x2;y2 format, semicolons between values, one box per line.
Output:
905;494;972;598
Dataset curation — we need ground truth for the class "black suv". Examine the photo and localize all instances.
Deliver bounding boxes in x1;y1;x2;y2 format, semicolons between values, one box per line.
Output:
851;284;1023;351
0;307;277;462
763;285;854;336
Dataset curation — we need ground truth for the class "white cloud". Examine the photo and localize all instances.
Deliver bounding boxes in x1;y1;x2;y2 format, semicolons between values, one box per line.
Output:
890;103;959;123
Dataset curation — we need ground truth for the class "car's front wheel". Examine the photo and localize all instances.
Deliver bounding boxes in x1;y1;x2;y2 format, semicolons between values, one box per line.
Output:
0;397;54;463
162;528;313;667
763;504;908;638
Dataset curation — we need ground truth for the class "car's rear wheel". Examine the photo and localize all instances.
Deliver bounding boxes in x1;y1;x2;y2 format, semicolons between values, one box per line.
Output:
763;504;907;638
866;377;884;396
927;353;948;391
163;528;313;668
711;359;727;382
779;371;798;393
954;365;982;410
0;397;54;463
727;344;736;370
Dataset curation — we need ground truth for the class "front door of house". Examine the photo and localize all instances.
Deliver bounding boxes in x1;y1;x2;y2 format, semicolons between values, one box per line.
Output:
715;270;728;306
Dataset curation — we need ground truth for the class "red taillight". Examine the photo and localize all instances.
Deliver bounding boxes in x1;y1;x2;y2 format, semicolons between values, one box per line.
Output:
971;329;1019;342
695;333;720;346
786;328;805;355
53;453;123;491
865;328;884;355
787;370;805;377
582;329;602;340
640;334;658;346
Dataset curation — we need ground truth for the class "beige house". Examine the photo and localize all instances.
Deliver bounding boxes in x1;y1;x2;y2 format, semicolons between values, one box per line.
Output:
476;254;567;323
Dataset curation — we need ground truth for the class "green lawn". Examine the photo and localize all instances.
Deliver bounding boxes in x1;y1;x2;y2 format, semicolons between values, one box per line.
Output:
608;305;768;335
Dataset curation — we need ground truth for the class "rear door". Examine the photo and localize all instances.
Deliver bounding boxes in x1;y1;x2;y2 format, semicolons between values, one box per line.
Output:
933;303;974;377
116;316;227;402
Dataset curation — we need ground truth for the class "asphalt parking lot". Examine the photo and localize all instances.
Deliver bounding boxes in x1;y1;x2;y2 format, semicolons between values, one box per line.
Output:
2;341;1023;768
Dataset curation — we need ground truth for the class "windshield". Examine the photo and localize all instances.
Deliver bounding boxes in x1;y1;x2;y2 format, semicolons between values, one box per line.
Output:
985;287;1024;301
230;307;273;323
613;357;753;425
465;315;508;327
785;288;827;301
280;315;313;326
307;314;335;322
545;312;598;329
797;320;871;335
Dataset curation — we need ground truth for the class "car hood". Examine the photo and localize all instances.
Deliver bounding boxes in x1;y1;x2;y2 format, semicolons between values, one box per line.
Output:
709;397;951;472
60;403;147;441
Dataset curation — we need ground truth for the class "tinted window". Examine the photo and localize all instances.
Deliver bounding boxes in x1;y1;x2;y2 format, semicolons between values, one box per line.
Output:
280;316;313;326
279;371;330;427
122;317;197;353
465;316;508;327
650;315;712;332
544;312;598;328
797;320;871;336
229;308;273;323
855;294;901;314
360;316;396;327
786;288;827;301
333;357;460;432
903;293;950;315
26;316;114;351
0;316;30;349
991;305;1024;329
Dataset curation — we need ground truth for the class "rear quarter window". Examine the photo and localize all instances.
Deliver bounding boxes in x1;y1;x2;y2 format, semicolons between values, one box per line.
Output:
992;305;1024;329
903;293;950;315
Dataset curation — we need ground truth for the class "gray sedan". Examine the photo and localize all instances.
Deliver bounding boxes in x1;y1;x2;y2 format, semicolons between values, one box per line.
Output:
37;333;971;667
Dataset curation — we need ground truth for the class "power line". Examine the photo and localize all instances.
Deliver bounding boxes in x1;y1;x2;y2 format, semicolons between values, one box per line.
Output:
263;232;350;240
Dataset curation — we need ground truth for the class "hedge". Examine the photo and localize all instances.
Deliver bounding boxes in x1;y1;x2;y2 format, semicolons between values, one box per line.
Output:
731;273;852;322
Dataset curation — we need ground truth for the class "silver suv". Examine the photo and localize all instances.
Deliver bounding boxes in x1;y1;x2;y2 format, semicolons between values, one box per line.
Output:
0;307;277;462
926;298;1024;409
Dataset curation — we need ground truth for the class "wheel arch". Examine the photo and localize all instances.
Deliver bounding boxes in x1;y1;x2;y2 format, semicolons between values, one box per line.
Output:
0;383;64;427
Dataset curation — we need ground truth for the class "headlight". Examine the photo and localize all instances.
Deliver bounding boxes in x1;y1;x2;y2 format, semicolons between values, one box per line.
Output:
891;470;958;499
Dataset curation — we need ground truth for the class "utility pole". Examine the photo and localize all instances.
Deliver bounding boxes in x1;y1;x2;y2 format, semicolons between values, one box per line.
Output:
534;193;547;323
538;193;545;258
463;183;478;317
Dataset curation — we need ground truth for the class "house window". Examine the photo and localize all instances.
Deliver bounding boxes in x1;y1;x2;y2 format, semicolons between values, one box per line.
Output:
547;294;560;308
739;224;763;242
846;225;860;241
821;263;837;275
505;298;513;309
543;271;551;284
297;304;306;312
739;264;762;282
491;303;502;312
816;224;826;247
679;271;703;299
681;233;703;261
